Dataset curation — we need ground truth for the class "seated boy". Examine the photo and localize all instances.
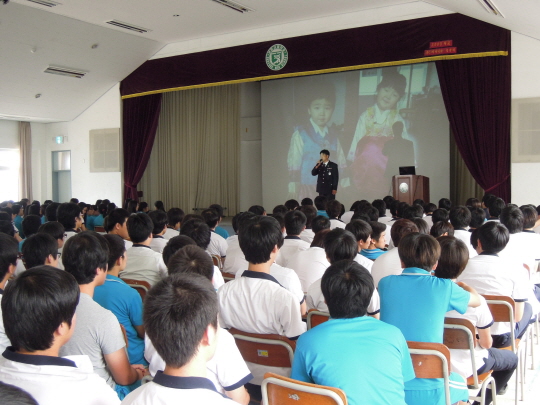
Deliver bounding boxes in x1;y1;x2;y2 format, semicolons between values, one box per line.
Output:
298;205;317;244
292;260;414;405
163;208;184;240
0;233;18;352
449;205;477;258
148;210;168;254
201;208;228;261
0;266;120;405
121;213;167;287
326;199;346;229
93;234;146;366
314;196;329;218
379;233;481;405
145;245;252;404
38;221;66;250
275;210;310;267
218;216;306;385
105;209;133;250
360;221;387;260
59;232;144;397
56;203;83;240
209;203;229;239
345;220;374;271
122;273;232;404
20;233;59;274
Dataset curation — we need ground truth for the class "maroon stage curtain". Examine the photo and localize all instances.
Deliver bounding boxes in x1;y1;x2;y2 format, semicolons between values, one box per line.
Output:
122;94;162;200
436;53;511;202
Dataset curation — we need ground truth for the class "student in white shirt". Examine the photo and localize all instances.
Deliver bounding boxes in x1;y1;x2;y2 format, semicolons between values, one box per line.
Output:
0;233;18;353
345;220;374;271
201;208;228;260
340;201;361;224
326;200;346;229
124;274;233;405
57;203;84;241
105;209;133;251
298;205;317;244
148;210;168;254
163;208;184;240
20;233;59;273
275;210;310;266
520;205;540;285
0;266;120;405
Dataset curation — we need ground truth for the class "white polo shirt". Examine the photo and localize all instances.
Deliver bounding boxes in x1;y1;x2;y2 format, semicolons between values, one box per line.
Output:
499;231;540;275
354;253;374;273
275;237;310;267
457;253;530;334
223;237;247;275
286;247;330;292
306;278;380;316
0;349;120;405
453;229;478;258
340;211;355;224
149;235;168;254
145;328;252;394
446;296;493;378
121;245;168;286
226;234;238;243
213;265;225;290
122;371;231;405
371;248;402;288
207;231;228;258
163;227;179;240
329;219;346;230
299;229;315;244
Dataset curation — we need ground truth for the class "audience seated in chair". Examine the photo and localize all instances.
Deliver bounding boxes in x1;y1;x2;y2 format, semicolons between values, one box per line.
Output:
148;210;168;254
0;233;18;353
105;209;133;250
275;210;310;267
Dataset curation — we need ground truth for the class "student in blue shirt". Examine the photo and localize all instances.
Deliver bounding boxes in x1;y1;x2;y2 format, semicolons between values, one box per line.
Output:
314;196;329;218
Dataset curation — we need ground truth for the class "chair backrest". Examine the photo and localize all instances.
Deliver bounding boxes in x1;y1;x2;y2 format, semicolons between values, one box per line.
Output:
307;309;330;330
262;372;347;405
122;278;151;301
94;226;106;233
211;255;222;270
221;271;236;282
229;328;296;367
407;341;451;405
443;317;478;386
482;294;516;351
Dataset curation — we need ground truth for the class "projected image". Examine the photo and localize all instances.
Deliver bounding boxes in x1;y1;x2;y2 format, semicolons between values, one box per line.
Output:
262;63;449;206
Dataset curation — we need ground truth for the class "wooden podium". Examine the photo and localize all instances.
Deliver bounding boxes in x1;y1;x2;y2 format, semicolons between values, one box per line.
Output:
392;175;430;205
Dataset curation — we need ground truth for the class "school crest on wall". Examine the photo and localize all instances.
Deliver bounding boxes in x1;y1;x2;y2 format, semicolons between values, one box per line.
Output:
266;44;288;71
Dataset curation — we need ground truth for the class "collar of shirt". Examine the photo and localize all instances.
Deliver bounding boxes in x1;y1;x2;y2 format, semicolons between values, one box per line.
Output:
523;230;535;233
152;235;164;239
3;347;77;368
455;228;467;231
401;267;432;276
310;118;328;138
479;252;499;257
241;270;283;287
105;274;126;284
153;371;225;396
132;244;151;249
284;236;301;240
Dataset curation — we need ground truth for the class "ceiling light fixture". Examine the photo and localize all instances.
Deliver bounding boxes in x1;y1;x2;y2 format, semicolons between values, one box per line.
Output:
27;0;61;7
477;0;504;17
44;65;87;79
105;20;151;34
210;0;254;13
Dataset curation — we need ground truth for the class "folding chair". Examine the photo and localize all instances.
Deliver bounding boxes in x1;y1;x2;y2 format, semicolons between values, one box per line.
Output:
229;328;296;368
94;226;106;233
221;271;236;282
407;341;451;405
443;317;497;405
122;278;151;300
211;254;223;270
261;372;347;405
306;309;330;330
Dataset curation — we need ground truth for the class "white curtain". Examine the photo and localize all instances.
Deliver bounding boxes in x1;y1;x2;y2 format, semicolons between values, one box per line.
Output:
19;121;32;201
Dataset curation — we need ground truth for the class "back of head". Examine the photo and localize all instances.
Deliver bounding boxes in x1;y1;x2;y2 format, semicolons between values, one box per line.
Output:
488;197;506;218
56;203;81;229
372;199;386;217
500;205;524;234
103;234;126;271
398;233;440;271
438;198;452;211
149;210;168;235
167;208;185;227
412;218;429;235
144;273;218;368
269;213;285;231
167;245;214;280
234;211;256;235
154;200;165;212
127;213;154;243
424;202;437;214
368;221;386;241
0;233;18;280
396;202;409;218
403;205;423;220
449;205;472;229
311;228;331;248
201;208;220;229
162;235;197;265
434;236;469;280
21;233;58;270
239;216;283;264
38;221;64;241
383;195;395;207
520;205;538;229
45;202;60;222
361;205;380;222
271;205;287;216
326;199;342;219
2;266;79;352
324;228;358;263
284;210;307;235
432;208;449;223
180;219;211;249
284;199;299;211
62;232;108;284
97;203;108;216
482;193;496;208
466;198;481;208
474;221;509;253
0;220;15;237
0;382;39;405
105;208;130;232
138;202;149;212
345;219;372;243
301;198;313;206
248;205;266;216
321;260;373;319
312;215;330;234
208;204;224;219
299;205;317;229
314;195;327;211
430;221;454;238
469;207;486;229
390;219;419;246
22;215;41;238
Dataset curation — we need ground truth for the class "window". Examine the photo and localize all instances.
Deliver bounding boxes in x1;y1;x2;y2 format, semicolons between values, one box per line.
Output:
0;149;20;201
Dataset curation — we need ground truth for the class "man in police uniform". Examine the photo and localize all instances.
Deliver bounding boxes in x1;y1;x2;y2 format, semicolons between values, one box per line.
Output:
311;149;339;200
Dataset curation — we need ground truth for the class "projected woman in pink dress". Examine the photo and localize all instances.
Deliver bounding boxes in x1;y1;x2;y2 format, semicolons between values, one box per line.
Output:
347;71;408;199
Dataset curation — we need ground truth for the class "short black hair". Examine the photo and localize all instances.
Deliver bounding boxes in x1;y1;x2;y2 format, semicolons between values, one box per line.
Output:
0;220;15;237
314;196;327;211
0;212;12;222
438;198;452;211
62;232;108;284
70;198;79;204
320;149;330;156
21;215;41;238
383;195;395;206
127;213;153;243
154;201;165;212
430;221;455;238
56;203;81;229
21;233;58;270
345;220;372;244
201;208;220;229
403;205;423;220
324;228;358;263
163;235;197;266
2;266;79;352
0;233;18;280
424;203;437;214
358;205;379;222
390;200;400;217
0;207;12;217
167;208;185;227
233;211;256;234
45;202;60;222
272;205;287;215
500;205;524;234
390;219;419;246
372;199;386;217
396;202;409;218
180;219;211;250
248;205;266;216
103;234;126;271
434;236;469;280
312;215;331;234
284;210;307;235
299;205;317;229
239;216;283;264
285;200;299;211
488;197;506;218
269;213;285;230
398;233;440;271
469;207;486;229
473;221;509;254
105;208;130;233
301;198;313;206
0;382;39;405
167;245;214;281
368;221;386;242
466;198;481;208
432;208;449;223
144;273;218;368
326;199;342;219
520;205;538;229
138;202;149;211
322;260;373;319
449;206;472;229
38;221;65;241
149;210;168;235
208;204;224;218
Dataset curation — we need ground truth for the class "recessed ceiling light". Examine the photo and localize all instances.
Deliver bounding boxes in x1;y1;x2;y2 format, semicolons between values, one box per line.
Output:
44;65;87;79
173;14;180;17
91;44;99;49
105;20;151;34
477;0;504;17
35;93;41;98
210;0;254;13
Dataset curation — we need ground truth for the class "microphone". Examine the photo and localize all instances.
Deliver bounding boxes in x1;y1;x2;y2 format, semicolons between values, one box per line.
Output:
319;159;323;163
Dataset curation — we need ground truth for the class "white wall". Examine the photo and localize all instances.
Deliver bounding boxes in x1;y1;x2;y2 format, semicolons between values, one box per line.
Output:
31;83;122;204
511;33;540;205
0;120;19;149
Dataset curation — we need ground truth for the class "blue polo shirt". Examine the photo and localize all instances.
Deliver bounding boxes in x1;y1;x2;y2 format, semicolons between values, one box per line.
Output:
360;248;386;260
215;225;229;239
291;316;414;405
93;274;146;365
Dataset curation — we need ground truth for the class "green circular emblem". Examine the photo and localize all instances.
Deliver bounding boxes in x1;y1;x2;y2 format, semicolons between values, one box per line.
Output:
266;44;288;71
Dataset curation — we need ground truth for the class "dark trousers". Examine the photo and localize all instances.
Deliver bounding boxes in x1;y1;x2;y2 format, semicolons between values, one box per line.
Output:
474;348;518;404
318;192;335;201
492;301;533;348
